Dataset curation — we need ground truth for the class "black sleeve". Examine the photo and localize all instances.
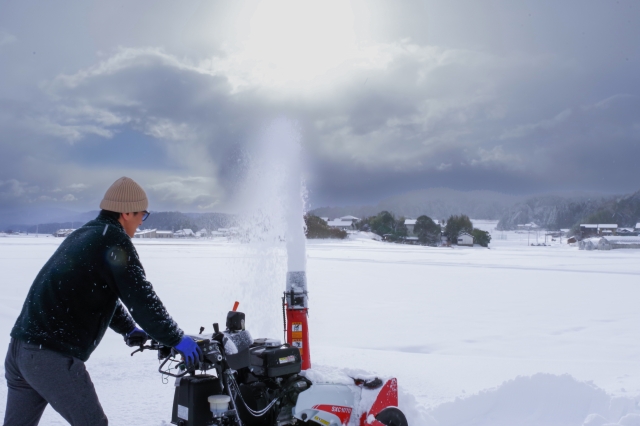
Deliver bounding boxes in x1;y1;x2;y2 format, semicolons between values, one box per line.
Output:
106;241;184;347
109;301;136;336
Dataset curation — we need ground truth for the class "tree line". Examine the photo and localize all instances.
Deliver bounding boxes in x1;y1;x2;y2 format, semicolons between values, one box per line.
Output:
355;211;490;247
305;211;491;247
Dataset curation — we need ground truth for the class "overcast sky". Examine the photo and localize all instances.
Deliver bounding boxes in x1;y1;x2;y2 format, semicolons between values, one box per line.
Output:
1;0;639;214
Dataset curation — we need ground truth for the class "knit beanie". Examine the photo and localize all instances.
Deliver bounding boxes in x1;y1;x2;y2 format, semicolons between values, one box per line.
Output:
100;177;149;213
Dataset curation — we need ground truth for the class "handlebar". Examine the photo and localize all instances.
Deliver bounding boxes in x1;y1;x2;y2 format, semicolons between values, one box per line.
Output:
131;337;224;378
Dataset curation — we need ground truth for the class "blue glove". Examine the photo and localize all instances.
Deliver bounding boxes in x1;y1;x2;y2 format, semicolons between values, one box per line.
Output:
124;327;148;347
174;336;203;369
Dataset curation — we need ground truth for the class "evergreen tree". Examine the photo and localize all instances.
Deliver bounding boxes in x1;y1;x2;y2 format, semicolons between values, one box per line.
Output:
471;229;491;247
367;211;408;240
304;215;347;239
414;215;441;245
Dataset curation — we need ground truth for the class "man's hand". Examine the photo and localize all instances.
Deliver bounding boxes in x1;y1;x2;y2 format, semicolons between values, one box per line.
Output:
124;327;149;347
174;336;203;369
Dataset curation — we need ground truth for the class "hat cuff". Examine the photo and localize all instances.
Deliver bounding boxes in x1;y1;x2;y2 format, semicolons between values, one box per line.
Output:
100;199;149;213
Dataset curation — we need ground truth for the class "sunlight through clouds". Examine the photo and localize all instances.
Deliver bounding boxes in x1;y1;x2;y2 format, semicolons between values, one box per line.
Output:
237;0;357;87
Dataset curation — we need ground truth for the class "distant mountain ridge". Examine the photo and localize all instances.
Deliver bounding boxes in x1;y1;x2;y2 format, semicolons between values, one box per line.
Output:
496;195;610;230
496;190;640;231
141;212;232;232
3;211;233;234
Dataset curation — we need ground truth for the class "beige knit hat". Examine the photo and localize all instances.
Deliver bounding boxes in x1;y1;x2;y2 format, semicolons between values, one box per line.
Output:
100;177;149;213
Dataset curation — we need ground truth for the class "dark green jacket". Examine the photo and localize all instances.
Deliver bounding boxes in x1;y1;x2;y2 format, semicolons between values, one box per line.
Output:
11;212;183;361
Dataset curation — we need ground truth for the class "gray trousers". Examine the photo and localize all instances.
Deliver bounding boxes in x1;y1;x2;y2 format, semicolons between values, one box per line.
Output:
3;338;108;426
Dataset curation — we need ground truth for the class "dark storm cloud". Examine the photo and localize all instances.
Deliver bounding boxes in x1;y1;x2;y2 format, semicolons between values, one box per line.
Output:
0;0;639;214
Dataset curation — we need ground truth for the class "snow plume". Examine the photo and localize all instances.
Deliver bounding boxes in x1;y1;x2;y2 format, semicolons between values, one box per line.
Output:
229;119;306;339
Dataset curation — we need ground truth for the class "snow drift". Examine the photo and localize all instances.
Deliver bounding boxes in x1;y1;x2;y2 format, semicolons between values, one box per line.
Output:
428;374;640;426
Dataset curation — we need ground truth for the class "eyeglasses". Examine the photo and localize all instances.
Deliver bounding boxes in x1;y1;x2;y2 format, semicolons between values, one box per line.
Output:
141;211;150;221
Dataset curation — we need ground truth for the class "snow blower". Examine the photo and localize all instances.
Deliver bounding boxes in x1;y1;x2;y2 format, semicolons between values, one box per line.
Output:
134;291;408;426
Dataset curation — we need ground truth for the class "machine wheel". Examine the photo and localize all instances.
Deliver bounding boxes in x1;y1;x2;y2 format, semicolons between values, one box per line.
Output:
375;407;408;426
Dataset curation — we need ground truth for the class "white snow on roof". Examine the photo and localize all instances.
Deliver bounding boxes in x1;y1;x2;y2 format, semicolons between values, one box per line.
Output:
135;229;157;235
598;224;617;229
636;223;640;229
404;219;417;225
580;224;598;228
339;215;360;221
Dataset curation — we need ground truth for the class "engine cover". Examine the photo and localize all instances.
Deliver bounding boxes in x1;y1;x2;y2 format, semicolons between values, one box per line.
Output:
249;344;302;377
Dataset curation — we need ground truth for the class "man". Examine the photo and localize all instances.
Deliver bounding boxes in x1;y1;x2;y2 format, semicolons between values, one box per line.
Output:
4;177;201;425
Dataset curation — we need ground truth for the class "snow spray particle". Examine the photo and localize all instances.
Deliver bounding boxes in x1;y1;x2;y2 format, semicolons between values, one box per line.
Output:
229;119;307;339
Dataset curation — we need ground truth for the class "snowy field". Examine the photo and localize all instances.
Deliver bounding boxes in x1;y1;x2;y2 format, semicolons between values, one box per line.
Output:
1;223;640;425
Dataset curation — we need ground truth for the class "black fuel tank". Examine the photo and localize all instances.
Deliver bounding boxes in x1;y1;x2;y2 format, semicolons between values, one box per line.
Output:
171;375;222;425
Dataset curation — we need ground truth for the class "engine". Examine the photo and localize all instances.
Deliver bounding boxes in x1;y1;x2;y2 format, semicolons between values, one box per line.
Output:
168;310;310;426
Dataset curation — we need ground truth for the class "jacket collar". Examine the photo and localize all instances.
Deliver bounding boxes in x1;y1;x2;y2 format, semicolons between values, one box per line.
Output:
96;211;126;233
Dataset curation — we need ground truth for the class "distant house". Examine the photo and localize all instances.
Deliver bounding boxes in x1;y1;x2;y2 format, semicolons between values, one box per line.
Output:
156;230;173;239
580;224;619;237
617;228;636;236
134;229;157;238
54;229;75;238
174;229;195;238
327;220;354;230
339;215;360;224
323;215;359;230
635;223;640;232
457;232;473;246
597;224;617;235
195;228;209;238
404;219;417;236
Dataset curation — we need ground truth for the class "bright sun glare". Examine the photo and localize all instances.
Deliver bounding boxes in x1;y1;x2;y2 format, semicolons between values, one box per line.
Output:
234;0;358;88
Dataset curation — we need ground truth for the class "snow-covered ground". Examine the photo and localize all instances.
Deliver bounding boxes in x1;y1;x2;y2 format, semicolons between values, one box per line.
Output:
1;224;640;425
